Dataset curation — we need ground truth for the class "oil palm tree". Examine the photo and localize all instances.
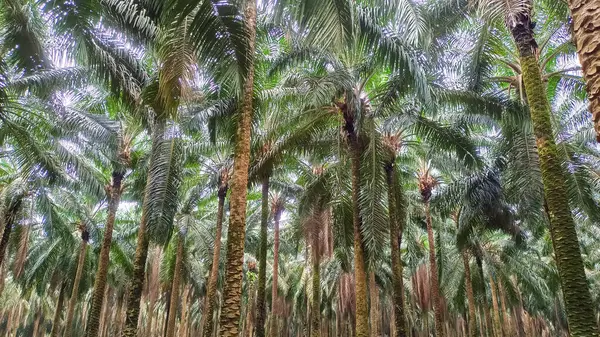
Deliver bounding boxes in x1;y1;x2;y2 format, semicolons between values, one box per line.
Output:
468;1;599;334
563;0;600;140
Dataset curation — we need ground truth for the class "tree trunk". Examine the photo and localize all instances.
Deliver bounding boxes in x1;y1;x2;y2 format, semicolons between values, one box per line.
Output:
461;252;477;337
203;182;228;337
369;272;380;337
385;162;407;337
311;239;321;337
244;279;256;337
489;276;503;337
122;121;169;337
87;171;124;337
0;199;22;271
50;283;66;337
566;0;600;140
269;204;282;337
424;201;443;337
256;175;270;337
351;147;369;337
166;230;185;337
508;11;599;337
218;1;257;335
64;232;89;337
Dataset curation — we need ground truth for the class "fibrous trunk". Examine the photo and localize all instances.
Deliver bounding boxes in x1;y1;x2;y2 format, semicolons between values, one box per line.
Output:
509;10;599;337
87;171;124;337
385;162;407;337
202;183;227;337
270;204;282;337
424;202;443;337
217;1;257;335
567;0;600;141
256;175;270;337
462;252;477;337
166;229;185;337
64;231;89;337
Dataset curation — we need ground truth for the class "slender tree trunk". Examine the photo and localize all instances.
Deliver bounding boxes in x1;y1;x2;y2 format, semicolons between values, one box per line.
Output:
50;284;66;337
369;272;380;337
269;204;282;337
203;182;228;337
508;11;599;337
311;240;321;337
0;200;22;271
166;229;185;337
244;278;256;337
385;162;407;337
340;101;369;337
461;252;477;337
424;202;443;337
87;171;124;337
497;278;510;336
218;1;257;335
122;121;168;337
64;231;89;337
566;0;600;140
256;175;270;337
351;148;369;337
489;276;503;337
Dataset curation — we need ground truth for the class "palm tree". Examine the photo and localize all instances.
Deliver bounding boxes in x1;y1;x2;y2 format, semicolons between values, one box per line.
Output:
217;2;258;335
564;0;600;140
417;162;444;337
469;1;599;334
63;223;90;337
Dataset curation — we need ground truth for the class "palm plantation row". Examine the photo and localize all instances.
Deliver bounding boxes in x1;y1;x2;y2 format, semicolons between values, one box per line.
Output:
0;0;599;337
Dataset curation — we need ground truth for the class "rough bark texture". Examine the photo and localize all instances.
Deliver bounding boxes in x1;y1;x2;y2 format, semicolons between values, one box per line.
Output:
218;1;256;335
369;272;380;337
351;148;369;337
64;231;89;337
202;181;228;337
424;202;443;337
256;175;270;337
270;203;283;337
567;0;600;141
385;162;407;337
489;276;503;337
121;220;150;337
311;241;321;337
461;252;477;337
86;171;124;337
0;199;22;270
50;284;66;337
166;232;185;337
509;12;599;337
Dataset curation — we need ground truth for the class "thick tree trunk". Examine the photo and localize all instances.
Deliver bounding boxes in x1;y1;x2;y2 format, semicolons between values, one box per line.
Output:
311;240;321;337
369;272;380;337
50;283;66;337
166;230;185;337
269;204;282;337
87;171;124;337
461;252;477;337
203;183;228;337
64;232;89;337
350;147;369;337
385;162;407;337
218;1;257;335
509;11;599;337
424;202;443;337
567;0;600;140
256;175;270;337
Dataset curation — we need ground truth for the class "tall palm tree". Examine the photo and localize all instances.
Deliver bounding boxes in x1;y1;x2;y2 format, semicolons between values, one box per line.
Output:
218;1;257;335
469;1;599;335
417;162;444;337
